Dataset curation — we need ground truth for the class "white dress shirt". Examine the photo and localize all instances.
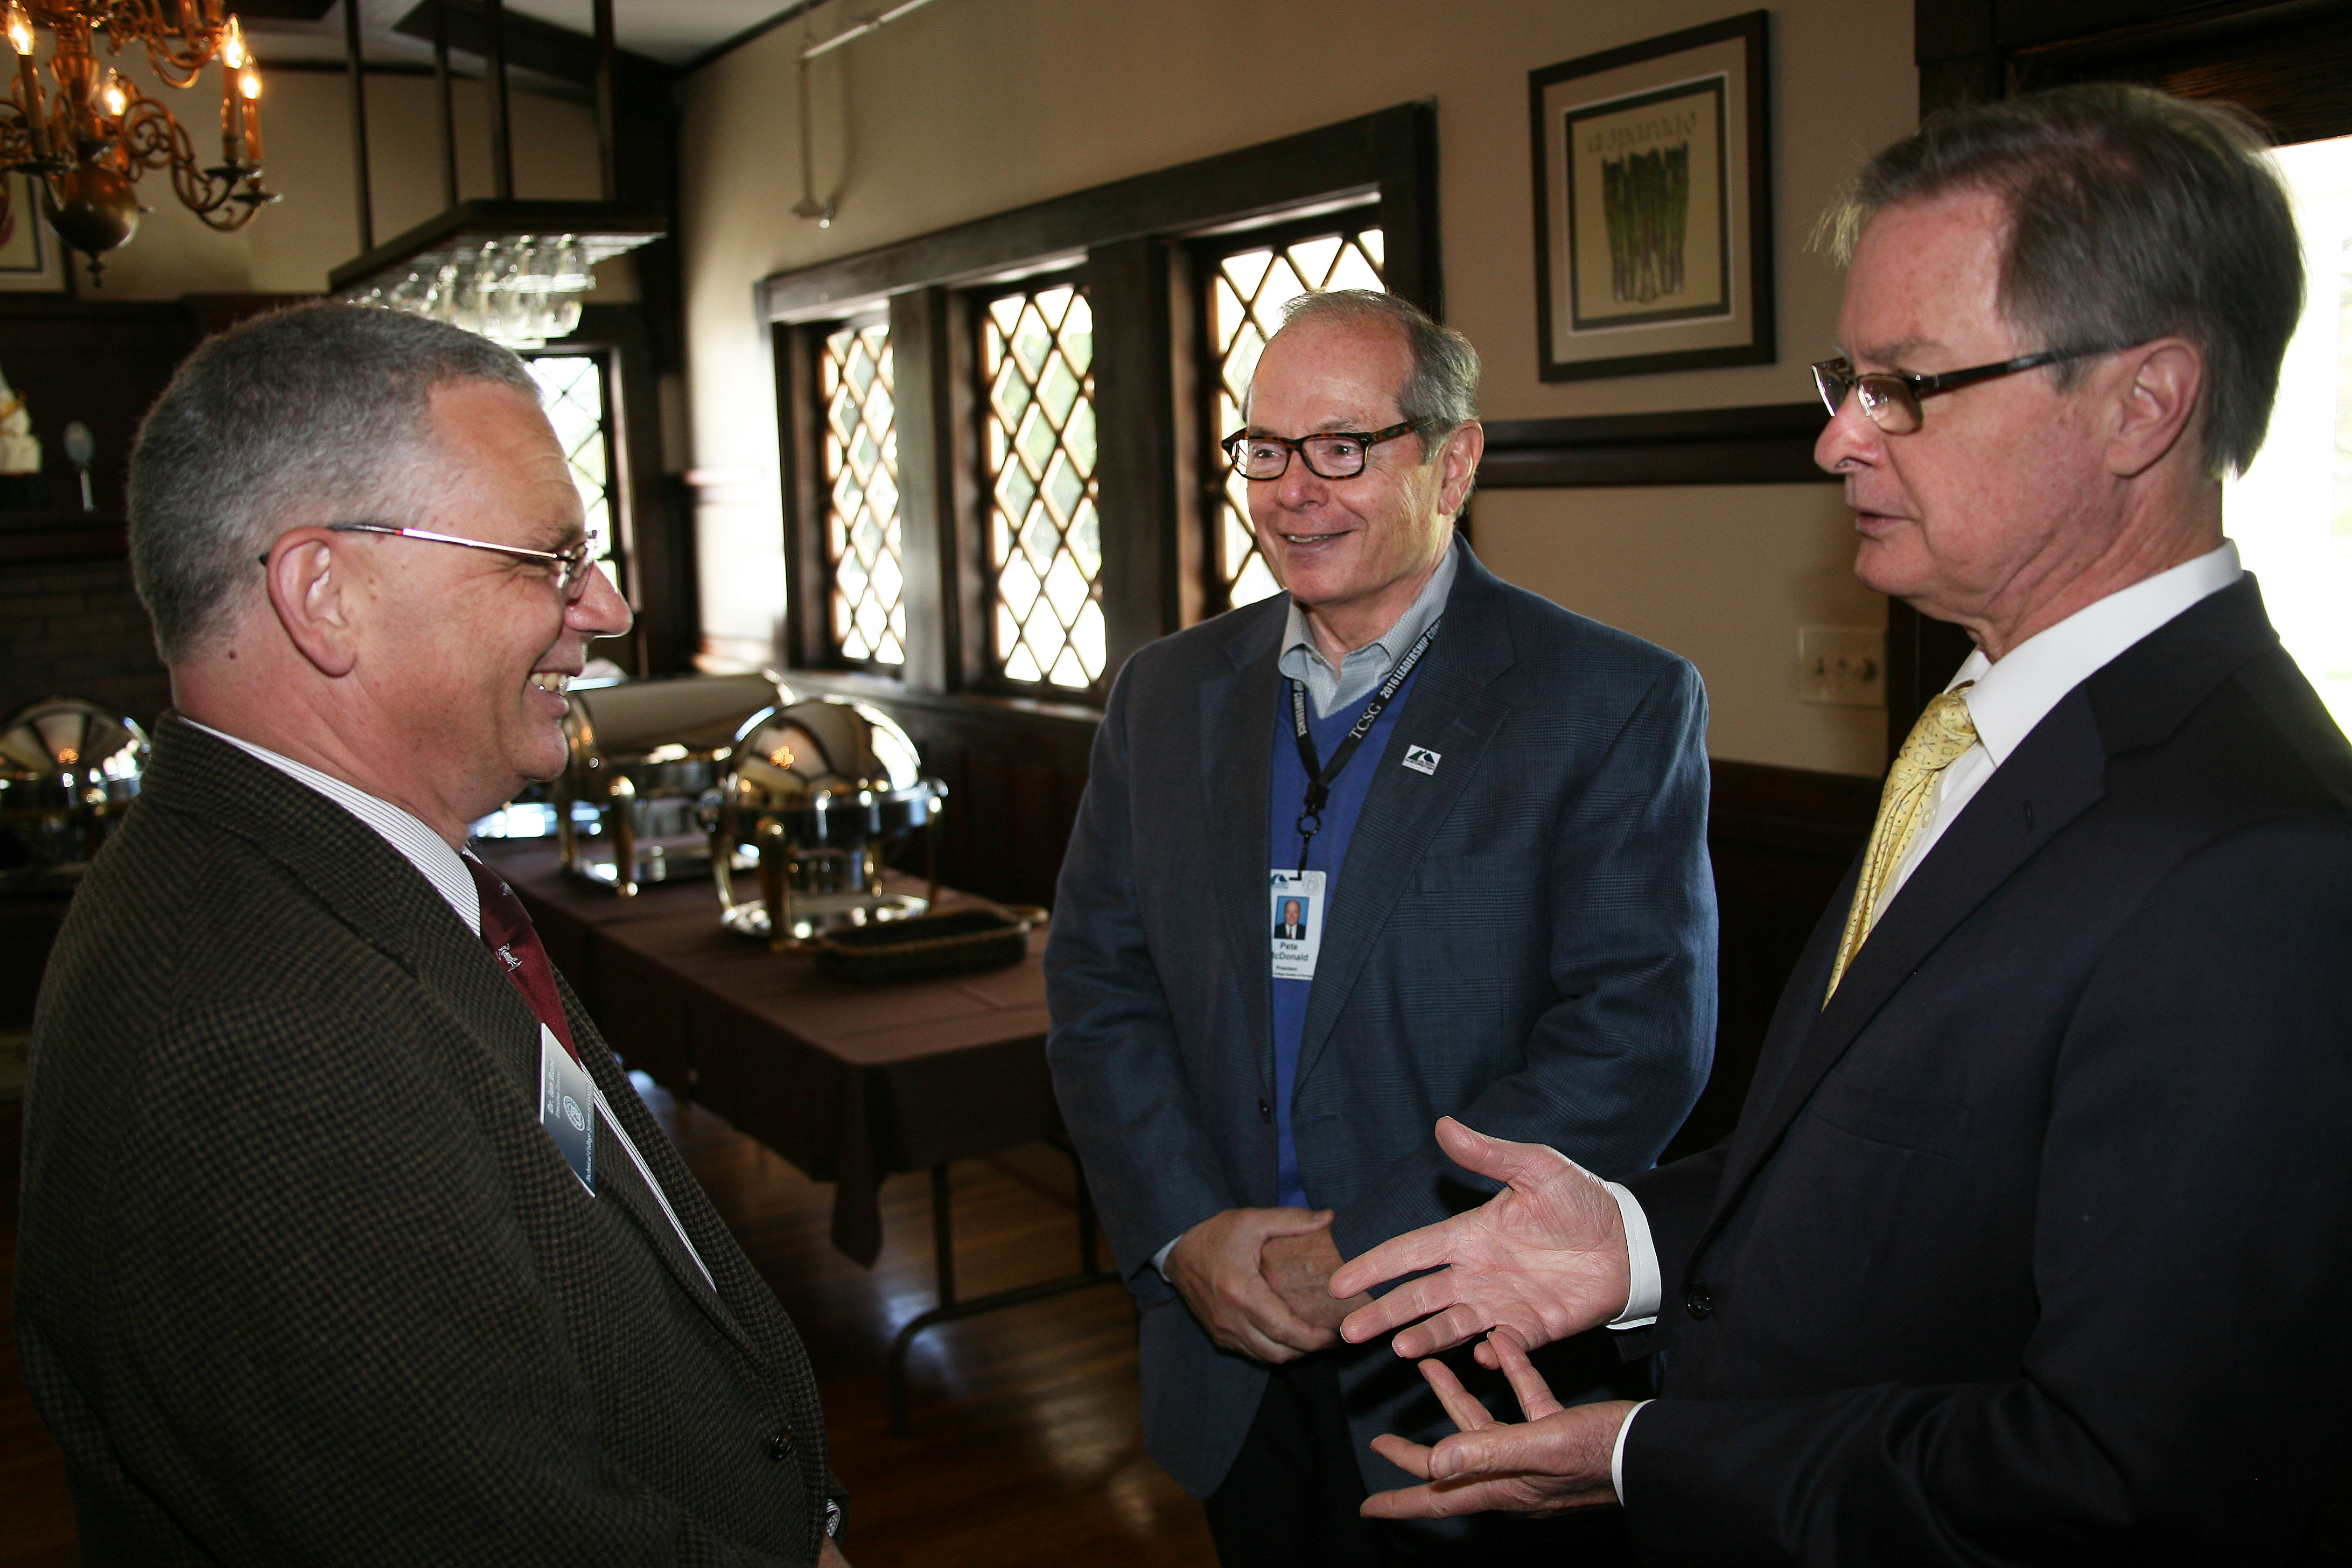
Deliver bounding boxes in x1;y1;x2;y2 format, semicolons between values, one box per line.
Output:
1605;541;2244;1498
184;719;482;934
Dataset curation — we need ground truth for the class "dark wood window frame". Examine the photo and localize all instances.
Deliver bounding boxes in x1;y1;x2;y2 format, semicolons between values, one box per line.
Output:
763;101;1441;712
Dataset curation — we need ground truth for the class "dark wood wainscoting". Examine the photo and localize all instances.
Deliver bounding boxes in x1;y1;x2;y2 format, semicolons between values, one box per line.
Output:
1668;759;1876;1159
770;675;1876;1158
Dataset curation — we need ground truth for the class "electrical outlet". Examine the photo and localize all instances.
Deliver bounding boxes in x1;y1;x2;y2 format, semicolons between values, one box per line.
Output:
1800;626;1886;707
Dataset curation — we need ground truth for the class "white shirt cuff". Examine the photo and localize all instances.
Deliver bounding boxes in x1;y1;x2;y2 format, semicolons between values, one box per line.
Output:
1602;1181;1660;1328
1611;1398;1652;1502
1151;1235;1179;1280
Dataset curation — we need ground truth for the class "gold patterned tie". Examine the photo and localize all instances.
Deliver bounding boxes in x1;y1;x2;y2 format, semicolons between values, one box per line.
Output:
1824;683;1978;1003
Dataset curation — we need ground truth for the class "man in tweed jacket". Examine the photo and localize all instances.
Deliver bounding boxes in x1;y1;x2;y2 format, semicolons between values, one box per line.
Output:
15;305;847;1565
1046;291;1714;1565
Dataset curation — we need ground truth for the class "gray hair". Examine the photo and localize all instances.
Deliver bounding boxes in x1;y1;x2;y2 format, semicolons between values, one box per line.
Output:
1272;289;1481;457
129;303;539;663
1823;83;2302;478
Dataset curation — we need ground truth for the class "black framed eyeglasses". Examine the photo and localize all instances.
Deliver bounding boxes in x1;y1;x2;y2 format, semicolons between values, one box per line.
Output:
1221;419;1424;481
1811;346;2119;435
259;522;605;601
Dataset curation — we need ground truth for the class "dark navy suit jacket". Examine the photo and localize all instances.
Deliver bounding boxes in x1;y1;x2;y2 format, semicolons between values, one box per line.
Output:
1622;577;2352;1565
1047;542;1717;1499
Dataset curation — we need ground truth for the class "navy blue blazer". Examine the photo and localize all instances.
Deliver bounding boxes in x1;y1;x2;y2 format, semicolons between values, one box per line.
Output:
1047;541;1717;1499
1623;577;2352;1564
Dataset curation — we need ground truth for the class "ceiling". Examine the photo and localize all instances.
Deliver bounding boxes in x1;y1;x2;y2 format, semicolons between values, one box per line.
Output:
242;0;818;74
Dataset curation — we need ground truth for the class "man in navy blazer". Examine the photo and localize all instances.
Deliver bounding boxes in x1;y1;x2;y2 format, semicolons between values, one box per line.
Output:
1046;291;1716;1564
1331;87;2352;1565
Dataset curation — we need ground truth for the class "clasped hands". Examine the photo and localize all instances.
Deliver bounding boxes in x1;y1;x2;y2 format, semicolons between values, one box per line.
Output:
1165;1205;1368;1364
1250;1116;1647;1520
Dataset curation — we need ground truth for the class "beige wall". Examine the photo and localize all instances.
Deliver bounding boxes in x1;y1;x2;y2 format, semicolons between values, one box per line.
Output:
677;0;1920;776
72;62;610;300
1475;485;1883;774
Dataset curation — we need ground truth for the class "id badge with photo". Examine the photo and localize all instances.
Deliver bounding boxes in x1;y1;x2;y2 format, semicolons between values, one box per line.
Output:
1269;869;1327;981
538;1023;596;1194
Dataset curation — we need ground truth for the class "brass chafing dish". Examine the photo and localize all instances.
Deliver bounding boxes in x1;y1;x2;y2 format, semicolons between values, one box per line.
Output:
553;672;793;895
712;696;947;949
0;697;150;884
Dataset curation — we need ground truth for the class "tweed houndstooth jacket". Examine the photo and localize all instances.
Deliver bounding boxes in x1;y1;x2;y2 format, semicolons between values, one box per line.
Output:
15;717;841;1565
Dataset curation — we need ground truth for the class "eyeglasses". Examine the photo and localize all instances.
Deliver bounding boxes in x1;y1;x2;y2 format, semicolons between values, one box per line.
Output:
1221;419;1424;481
259;522;605;600
1811;346;2118;435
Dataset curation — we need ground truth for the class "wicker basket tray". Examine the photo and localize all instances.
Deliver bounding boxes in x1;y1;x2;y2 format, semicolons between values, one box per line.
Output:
809;906;1040;984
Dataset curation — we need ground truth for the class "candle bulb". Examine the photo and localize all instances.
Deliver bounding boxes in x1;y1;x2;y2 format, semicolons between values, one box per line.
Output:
219;15;244;70
220;61;240;167
236;64;260;166
5;2;47;164
101;68;125;120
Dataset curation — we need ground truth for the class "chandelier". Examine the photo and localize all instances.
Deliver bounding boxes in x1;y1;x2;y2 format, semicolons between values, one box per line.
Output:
0;1;276;283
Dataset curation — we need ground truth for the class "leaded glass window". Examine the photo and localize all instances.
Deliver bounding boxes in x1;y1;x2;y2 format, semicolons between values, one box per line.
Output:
982;281;1103;689
821;320;905;667
524;353;621;592
1205;222;1385;611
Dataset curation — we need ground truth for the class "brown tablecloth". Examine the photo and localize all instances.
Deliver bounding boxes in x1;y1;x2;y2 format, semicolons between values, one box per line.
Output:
478;843;1054;1266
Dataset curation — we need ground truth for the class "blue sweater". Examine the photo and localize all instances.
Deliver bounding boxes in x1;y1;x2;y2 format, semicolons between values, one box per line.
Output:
1264;666;1423;1208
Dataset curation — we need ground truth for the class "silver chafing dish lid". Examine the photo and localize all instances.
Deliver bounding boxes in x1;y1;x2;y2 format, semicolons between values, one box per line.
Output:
729;697;935;811
0;697;150;792
564;671;795;768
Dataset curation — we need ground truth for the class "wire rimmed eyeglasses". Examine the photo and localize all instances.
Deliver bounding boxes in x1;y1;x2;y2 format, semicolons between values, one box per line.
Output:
1221;419;1424;481
258;522;605;601
1811;345;2120;435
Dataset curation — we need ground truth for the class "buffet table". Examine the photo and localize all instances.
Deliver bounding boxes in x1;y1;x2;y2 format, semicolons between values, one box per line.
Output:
477;842;1114;1429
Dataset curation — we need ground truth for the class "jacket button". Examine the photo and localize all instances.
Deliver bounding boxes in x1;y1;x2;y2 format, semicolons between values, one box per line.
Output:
1258;1098;1272;1123
1683;1286;1714;1321
767;1430;792;1461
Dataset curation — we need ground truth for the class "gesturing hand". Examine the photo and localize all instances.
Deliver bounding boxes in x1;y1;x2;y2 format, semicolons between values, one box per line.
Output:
1166;1206;1342;1363
1329;1117;1632;1362
1362;1333;1630;1520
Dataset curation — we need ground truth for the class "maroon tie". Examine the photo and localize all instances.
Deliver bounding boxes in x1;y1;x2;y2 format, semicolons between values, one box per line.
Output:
462;853;580;1063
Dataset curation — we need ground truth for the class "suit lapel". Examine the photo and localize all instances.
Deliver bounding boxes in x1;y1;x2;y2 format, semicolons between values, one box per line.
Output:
1702;577;2288;1237
1296;549;1516;1091
145;720;764;1359
1201;600;1287;1107
576;1034;767;1361
1712;695;2108;1207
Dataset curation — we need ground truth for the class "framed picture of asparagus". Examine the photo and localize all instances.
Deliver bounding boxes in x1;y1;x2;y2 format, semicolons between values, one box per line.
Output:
1529;11;1773;381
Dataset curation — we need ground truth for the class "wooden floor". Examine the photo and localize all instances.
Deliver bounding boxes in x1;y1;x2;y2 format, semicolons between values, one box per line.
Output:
0;1084;1216;1567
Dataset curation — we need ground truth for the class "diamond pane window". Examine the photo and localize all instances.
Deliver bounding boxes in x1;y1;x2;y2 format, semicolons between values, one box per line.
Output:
524;354;620;590
1208;223;1385;610
982;282;1103;689
821;321;905;666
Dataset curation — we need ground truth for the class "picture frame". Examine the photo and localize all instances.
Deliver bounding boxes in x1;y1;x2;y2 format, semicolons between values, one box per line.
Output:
0;174;67;292
1529;11;1773;381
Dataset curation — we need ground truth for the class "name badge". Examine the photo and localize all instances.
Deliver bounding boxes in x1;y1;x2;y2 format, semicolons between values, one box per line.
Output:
1269;869;1327;981
538;1023;596;1194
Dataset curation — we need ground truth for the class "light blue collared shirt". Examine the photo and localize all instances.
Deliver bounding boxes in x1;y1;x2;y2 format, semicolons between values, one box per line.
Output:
1276;541;1458;719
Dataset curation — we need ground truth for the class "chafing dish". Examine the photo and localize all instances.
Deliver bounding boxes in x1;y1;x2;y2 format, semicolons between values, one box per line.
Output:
712;696;947;949
554;672;793;895
0;697;150;883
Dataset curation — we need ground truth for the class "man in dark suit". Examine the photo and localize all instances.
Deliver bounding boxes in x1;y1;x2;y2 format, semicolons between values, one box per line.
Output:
15;305;849;1565
1276;898;1307;941
1329;86;2352;1564
1046;290;1717;1565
